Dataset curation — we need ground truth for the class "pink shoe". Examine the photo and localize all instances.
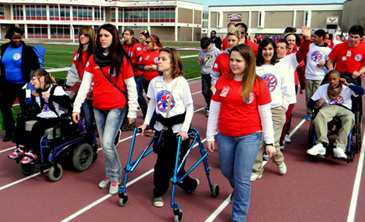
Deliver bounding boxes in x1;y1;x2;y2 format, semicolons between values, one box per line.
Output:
20;151;38;164
8;148;25;160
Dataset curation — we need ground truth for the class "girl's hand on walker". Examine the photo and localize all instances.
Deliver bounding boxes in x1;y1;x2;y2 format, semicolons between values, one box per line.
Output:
138;124;148;136
177;130;188;141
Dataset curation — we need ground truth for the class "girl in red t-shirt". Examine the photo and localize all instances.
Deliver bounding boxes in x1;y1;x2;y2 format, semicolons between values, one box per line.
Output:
72;24;139;195
139;30;150;52
207;44;275;222
138;34;163;95
65;26;97;149
123;28;147;118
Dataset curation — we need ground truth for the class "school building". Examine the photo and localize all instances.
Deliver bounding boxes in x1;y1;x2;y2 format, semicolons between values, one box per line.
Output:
0;0;203;41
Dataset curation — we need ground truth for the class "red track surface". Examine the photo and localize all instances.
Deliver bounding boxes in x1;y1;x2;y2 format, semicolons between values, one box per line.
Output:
1;79;365;222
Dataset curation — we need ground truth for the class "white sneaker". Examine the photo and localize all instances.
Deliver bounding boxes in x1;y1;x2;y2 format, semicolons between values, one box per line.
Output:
333;146;347;159
277;163;287;175
153;196;164;207
307;143;326;156
284;134;291;143
98;177;111;189
109;181;119;195
250;172;262;181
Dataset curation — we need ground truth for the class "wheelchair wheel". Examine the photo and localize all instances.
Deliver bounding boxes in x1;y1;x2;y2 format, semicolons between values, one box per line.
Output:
20;163;35;176
72;143;93;172
48;164;63;182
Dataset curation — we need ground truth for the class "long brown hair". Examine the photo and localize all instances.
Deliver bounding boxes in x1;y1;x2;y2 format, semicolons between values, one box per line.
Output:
30;69;56;91
158;47;183;79
78;26;95;69
149;34;163;48
229;44;260;102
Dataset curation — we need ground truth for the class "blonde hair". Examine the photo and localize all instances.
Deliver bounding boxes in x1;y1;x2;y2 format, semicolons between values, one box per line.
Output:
227;28;241;40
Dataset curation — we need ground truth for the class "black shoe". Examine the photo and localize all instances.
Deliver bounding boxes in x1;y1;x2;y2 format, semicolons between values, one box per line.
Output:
3;134;13;142
230;190;234;204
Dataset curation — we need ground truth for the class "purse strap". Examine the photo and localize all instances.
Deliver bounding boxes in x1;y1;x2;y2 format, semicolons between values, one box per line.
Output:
166;77;179;118
99;67;128;100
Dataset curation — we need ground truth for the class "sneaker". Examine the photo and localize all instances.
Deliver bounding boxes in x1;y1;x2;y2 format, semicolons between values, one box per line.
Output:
333;146;347;159
205;109;209;117
250;172;263;181
187;179;200;193
109;181;119;195
153;196;164;207
284;134;291;143
277;163;287;175
204;104;209;112
230;191;234;204
20;151;38;164
3;134;13;142
99;177;111;189
305;115;312;121
262;152;269;161
280;141;285;151
307;143;326;156
8;148;25;160
145;129;155;137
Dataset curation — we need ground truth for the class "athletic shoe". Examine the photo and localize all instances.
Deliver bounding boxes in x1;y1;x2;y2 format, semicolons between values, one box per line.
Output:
250;172;263;181
99;177;111;189
284;134;291;143
333;146;347;159
305;115;312;121
153;196;164;207
145;129;155;137
262;152;269;161
206;109;209;117
109;181;119;195
277;162;287;175
20;151;38;164
3;134;13;142
307;143;326;156
187;179;200;193
204;104;209;112
8;148;25;160
230;191;234;204
280;141;285;151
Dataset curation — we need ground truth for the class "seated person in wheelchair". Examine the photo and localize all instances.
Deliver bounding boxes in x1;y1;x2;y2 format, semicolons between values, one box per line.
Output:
8;69;71;164
307;70;364;158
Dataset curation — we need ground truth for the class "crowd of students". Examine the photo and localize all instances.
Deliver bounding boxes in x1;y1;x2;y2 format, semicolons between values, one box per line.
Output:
1;22;365;222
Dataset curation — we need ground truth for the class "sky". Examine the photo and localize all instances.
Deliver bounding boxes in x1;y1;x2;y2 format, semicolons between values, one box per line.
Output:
190;0;346;11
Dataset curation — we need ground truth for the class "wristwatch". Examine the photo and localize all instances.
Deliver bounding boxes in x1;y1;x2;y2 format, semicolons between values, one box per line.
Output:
266;143;274;146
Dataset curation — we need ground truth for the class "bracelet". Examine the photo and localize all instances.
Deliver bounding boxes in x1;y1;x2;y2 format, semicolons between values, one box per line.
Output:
359;71;364;78
266;143;274;146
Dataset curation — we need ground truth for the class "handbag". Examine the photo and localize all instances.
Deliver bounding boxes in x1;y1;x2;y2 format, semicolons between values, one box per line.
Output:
153;77;179;154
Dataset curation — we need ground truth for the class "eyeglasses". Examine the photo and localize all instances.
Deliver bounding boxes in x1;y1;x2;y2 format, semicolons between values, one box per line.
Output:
145;41;151;44
30;76;39;81
79;32;89;37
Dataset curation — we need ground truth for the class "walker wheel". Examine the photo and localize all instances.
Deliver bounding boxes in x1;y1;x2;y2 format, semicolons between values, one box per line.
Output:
48;163;63;182
119;193;129;207
174;209;183;222
211;184;219;197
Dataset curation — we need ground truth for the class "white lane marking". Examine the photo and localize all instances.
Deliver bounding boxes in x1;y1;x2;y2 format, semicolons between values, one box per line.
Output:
62;138;207;221
0;169;50;191
0;146;17;153
192;91;202;95
347;131;365;222
289;118;306;138
205;196;231;222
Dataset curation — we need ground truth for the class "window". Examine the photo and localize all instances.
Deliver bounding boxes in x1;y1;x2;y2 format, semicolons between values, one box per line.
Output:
27;24;48;39
25;5;47;20
95;7;103;21
49;5;70;21
150;7;175;23
13;5;24;20
73;6;94;21
50;25;70;39
123;8;148;23
0;5;5;19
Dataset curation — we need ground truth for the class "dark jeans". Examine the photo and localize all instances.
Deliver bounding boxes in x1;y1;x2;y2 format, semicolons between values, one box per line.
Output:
143;79;151;99
201;74;212;107
135;74;148;117
81;99;97;145
153;128;196;197
0;80;27;136
13;116;60;154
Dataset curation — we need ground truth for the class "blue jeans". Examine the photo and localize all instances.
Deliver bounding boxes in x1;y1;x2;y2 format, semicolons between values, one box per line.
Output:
134;74;147;117
81;99;97;145
93;107;126;182
217;131;262;222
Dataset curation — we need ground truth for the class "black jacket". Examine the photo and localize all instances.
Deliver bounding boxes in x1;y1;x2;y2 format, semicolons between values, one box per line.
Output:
0;41;40;91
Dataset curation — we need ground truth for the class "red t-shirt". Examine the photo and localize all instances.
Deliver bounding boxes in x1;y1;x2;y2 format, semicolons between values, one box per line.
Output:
212;53;230;79
138;48;160;81
243;39;258;57
85;55;134;110
329;42;365;73
221;37;228;51
212;76;271;137
141;42;148;51
122;42;143;76
72;50;88;80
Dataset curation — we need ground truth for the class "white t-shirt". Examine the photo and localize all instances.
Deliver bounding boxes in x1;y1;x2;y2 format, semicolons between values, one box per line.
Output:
311;84;357;110
147;76;193;133
276;54;299;104
256;64;291;110
306;43;332;80
36;85;67;119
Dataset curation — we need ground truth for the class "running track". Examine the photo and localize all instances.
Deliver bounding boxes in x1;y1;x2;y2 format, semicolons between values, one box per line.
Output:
1;79;365;222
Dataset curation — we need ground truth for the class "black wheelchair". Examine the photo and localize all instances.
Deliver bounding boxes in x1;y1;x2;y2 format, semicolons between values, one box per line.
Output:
307;73;363;163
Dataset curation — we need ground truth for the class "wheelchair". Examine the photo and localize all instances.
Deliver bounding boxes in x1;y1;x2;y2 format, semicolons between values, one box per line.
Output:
307;73;363;163
12;91;98;181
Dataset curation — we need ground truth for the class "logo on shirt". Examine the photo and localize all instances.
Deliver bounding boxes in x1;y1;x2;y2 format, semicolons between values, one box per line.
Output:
261;74;277;92
311;51;322;62
214;63;218;69
42;98;50;112
157;90;175;112
329;96;343;105
355;54;362;62
137;47;141;51
74;53;79;61
243;92;254;104
86;61;90;67
154;57;159;64
128;51;133;57
13;53;21;61
109;68;116;77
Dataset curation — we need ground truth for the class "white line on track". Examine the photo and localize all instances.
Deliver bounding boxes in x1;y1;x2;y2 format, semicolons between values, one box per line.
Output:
347;131;365;222
61;138;207;221
289;118;307;138
0;146;16;153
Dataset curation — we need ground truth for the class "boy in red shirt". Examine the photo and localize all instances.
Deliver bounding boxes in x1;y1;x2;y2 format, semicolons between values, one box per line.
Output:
235;23;258;57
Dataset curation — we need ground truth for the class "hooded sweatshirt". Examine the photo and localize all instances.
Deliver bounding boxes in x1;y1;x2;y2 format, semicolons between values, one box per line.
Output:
198;45;221;75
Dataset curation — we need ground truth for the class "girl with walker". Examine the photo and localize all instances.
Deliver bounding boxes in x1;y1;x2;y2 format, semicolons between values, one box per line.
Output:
207;44;276;222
